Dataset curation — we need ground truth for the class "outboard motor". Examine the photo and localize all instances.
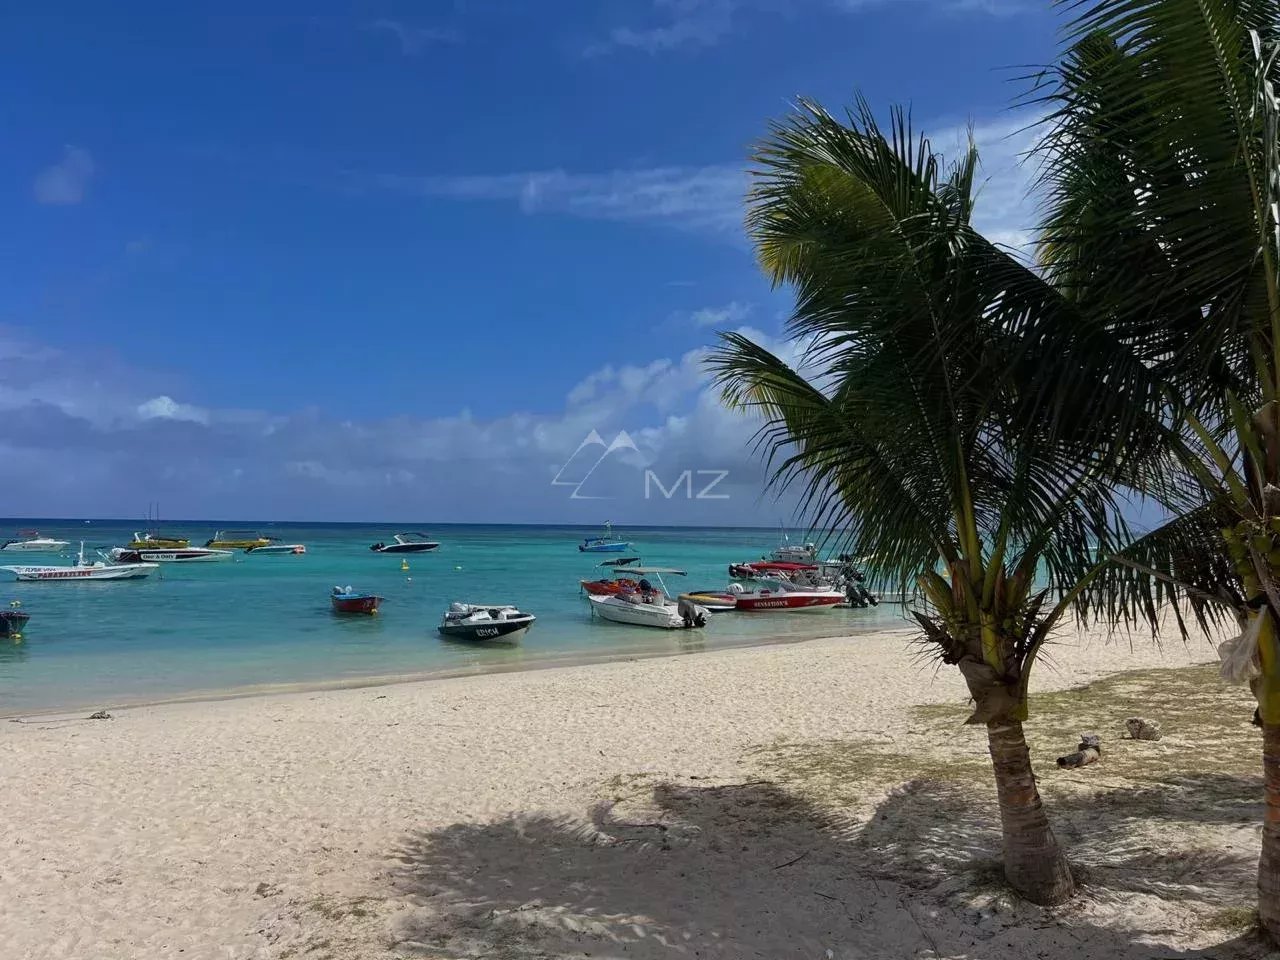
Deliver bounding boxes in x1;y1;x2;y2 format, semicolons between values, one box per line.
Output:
676;597;706;628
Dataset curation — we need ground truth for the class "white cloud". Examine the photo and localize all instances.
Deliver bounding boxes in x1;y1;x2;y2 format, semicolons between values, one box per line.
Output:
586;0;735;56
933;110;1043;259
136;395;209;425
33;146;94;206
690;301;752;327
374;164;746;232
0;323;801;523
367;111;1037;242
368;19;461;54
588;0;1026;57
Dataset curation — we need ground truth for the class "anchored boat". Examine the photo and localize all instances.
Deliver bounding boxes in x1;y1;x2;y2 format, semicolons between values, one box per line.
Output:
726;563;843;612
205;531;272;550
331;586;383;614
246;543;307;555
127;531;191;549
109;546;233;563
370;533;439;554
438;603;535;643
1;543;158;581
578;522;631;553
580;557;643;596
678;590;738;613
0;533;70;553
587;567;709;629
0;601;29;638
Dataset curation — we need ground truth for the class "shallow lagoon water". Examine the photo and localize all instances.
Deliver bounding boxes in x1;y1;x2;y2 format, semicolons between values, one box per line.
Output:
0;521;905;714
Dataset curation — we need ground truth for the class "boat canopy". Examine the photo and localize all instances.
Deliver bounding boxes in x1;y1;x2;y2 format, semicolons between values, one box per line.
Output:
598;557;641;567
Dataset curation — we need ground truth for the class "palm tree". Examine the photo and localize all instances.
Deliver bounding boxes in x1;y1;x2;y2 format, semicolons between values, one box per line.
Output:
1029;0;1280;936
707;101;1157;905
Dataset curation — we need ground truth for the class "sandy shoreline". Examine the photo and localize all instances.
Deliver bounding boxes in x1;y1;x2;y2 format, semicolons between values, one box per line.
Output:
0;624;913;721
0;621;1250;960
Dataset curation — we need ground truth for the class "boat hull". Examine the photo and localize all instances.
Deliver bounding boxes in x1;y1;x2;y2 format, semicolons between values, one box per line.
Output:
579;541;631;553
0;611;29;637
680;591;738;613
588;594;705;629
438;619;533;643
733;593;842;612
371;543;437;553
2;563;157;581
246;544;306;555
112;548;233;563
331;595;383;614
0;540;69;553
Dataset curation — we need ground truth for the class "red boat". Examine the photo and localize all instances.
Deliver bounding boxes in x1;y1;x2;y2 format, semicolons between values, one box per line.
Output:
580;557;643;596
331;586;384;615
581;576;639;596
727;562;843;612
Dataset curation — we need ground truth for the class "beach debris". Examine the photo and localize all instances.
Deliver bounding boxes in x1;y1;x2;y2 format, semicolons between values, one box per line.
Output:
1125;717;1162;741
254;882;281;898
87;709;112;720
1219;620;1263;683
1056;734;1101;768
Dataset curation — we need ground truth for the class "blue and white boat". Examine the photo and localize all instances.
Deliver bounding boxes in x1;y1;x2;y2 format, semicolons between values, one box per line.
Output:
578;522;632;553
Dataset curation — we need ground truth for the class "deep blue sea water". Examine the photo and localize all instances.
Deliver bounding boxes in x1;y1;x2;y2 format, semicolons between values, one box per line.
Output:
0;520;907;715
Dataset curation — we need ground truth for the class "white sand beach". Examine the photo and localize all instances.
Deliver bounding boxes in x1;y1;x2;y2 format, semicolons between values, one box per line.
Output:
0;621;1260;960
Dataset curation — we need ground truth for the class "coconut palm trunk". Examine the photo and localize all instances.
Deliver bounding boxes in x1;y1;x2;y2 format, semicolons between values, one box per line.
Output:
986;719;1074;904
1028;0;1280;937
1262;721;1280;935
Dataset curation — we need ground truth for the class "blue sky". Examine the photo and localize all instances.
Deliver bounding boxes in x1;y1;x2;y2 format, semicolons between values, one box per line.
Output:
0;1;1056;523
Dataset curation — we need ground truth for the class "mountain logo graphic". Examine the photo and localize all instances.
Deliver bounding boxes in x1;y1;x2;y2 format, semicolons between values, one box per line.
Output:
551;430;639;499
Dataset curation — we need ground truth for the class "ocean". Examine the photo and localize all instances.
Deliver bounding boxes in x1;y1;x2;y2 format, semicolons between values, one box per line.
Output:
0;521;907;715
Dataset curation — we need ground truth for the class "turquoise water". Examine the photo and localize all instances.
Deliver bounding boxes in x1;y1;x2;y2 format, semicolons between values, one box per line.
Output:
0;521;906;715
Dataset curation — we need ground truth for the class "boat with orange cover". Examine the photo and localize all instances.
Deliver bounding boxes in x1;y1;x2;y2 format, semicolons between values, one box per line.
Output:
580;557;642;596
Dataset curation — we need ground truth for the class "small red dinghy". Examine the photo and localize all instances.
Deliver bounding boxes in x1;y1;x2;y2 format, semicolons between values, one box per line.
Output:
331;586;383;615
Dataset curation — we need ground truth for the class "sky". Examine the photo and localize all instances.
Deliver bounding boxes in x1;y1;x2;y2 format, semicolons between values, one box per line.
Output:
0;1;1060;524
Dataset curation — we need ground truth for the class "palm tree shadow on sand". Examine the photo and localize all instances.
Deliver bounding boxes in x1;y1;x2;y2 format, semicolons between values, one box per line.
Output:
382;775;1265;959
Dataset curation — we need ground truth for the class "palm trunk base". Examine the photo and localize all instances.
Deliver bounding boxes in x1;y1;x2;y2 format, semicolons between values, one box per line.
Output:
1259;722;1280;941
986;719;1075;906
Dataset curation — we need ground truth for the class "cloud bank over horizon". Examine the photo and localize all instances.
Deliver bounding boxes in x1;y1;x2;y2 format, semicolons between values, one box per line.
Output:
0;325;805;525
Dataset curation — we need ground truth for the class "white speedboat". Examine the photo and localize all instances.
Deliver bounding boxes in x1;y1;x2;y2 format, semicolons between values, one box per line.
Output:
245;543;307;555
108;546;233;564
438;603;535;643
0;533;70;553
587;567;708;629
3;543;158;581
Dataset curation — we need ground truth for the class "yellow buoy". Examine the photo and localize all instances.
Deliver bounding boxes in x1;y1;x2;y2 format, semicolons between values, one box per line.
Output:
400;559;409;571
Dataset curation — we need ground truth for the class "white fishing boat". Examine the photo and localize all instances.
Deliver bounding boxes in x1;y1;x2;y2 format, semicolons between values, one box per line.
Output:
2;543;158;581
770;537;819;564
0;533;70;553
108;546;233;563
245;543;307;555
586;567;708;629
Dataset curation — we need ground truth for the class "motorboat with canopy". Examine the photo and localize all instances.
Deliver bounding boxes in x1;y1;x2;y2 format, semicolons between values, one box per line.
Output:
586;566;709;629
